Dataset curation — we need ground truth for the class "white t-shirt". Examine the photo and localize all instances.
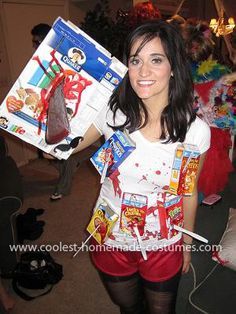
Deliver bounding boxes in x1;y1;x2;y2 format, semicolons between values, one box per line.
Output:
93;108;211;250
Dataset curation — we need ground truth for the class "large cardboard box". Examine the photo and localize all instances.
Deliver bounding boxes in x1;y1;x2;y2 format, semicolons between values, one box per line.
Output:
0;17;127;159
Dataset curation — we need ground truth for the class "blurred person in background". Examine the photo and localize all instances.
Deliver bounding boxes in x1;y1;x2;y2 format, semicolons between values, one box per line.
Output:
184;20;236;200
31;23;81;201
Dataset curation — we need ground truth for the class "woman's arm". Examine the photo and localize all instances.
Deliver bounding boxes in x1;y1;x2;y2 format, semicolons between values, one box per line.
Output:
43;123;102;159
182;152;206;273
72;124;102;153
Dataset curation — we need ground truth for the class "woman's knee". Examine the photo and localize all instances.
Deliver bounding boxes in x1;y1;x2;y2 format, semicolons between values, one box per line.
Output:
99;272;144;312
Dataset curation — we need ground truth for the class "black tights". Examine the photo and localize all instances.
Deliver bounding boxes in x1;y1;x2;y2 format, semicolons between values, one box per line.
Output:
99;270;181;314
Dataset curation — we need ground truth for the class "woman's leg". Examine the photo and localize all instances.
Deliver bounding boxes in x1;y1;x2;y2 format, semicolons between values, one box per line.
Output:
142;269;181;314
53;154;80;196
99;271;145;314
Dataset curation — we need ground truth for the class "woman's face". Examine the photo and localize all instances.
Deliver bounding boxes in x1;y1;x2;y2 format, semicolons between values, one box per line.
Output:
128;36;172;106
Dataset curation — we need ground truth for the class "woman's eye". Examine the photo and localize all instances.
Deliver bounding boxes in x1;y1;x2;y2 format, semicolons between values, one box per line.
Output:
129;58;140;66
152;58;162;64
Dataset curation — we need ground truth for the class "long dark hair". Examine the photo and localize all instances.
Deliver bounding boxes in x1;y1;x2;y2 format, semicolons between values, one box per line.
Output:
109;19;195;143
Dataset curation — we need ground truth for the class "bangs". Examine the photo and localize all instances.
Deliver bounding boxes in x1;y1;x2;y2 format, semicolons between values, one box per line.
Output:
129;33;158;57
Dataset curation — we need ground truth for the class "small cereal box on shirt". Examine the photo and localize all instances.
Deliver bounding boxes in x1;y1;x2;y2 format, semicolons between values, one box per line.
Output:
87;199;119;244
169;144;200;196
157;193;183;239
90;130;135;179
120;192;148;236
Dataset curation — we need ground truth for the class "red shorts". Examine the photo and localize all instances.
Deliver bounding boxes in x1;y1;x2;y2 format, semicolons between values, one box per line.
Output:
90;240;183;282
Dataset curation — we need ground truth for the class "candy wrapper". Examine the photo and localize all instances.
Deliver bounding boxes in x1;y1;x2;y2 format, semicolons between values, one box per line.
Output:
169;144;200;196
157;193;183;240
90;130;135;180
86;199;119;244
0;17;127;159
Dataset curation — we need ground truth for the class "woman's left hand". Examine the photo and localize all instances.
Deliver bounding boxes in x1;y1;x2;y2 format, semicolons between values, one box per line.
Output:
182;249;191;273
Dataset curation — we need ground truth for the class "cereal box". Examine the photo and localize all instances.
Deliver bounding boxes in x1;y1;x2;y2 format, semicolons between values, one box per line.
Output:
86;199;119;244
0;17;127;159
90;130;136;178
157;193;183;239
169;144;200;196
120;192;148;236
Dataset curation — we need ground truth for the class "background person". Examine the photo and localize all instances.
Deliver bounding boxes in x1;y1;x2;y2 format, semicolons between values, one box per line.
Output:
31;23;81;201
31;23;51;50
72;20;210;313
184;20;235;199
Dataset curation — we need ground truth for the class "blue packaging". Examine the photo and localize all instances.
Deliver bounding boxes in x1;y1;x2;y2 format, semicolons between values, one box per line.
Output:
90;130;136;177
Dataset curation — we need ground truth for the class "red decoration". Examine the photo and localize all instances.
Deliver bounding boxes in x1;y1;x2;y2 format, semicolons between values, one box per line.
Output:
129;1;161;27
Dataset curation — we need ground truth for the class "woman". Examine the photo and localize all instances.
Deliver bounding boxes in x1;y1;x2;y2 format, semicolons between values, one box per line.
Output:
74;20;210;314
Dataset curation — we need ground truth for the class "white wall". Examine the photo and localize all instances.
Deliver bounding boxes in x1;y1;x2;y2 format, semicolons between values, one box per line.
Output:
0;0;68;165
1;0;67;84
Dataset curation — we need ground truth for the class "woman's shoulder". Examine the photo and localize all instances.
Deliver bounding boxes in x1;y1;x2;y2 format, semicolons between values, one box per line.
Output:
186;117;211;153
96;106;125;122
93;105;126;135
190;116;210;131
